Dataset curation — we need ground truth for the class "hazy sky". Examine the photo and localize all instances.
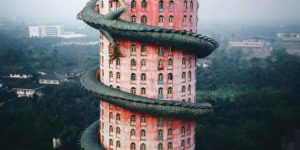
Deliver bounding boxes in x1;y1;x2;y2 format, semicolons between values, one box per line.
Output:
0;0;299;24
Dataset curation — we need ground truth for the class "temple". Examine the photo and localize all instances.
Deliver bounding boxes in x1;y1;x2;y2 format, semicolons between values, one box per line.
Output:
79;0;218;149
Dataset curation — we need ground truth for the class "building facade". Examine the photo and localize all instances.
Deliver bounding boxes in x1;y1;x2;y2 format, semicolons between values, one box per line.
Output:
29;25;64;38
98;0;198;149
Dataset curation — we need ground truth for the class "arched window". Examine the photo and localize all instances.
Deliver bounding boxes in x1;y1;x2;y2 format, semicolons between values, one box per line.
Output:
131;87;136;94
181;126;185;136
141;59;146;67
182;58;186;65
168;128;172;136
109;112;113;119
158;143;163;150
141;87;146;95
131;129;136;136
181;140;185;148
131;73;136;81
131;44;136;53
158;59;164;69
141;15;147;24
131;59;137;66
116;127;121;134
158;47;164;56
109;59;113;66
182;86;186;93
158;117;163;124
109;71;113;79
141;115;146;123
141;130;146;137
190;1;193;9
131;115;136;122
188;98;191;102
100;0;104;8
190;15;193;23
116;113;121;121
109;1;113;8
116;72;121;80
140;143;146;150
182;72;186;80
109;139;113;146
168;59;173;66
168;15;174;23
116;58;121;66
184;0;188;8
109;125;113;133
159;0;164;9
131;0;136;8
141;73;147;81
158;73;163;81
183;15;187;23
188;84;191;94
167;87;172;94
141;0;147;8
188;71;191;80
131;143;136;150
116;86;120;90
158;87;163;95
131;15;137;22
141;44;147;53
168;142;173;149
187;138;191;147
169;0;174;8
117;141;121;147
158;129;163;139
159;15;164;23
168;73;173;81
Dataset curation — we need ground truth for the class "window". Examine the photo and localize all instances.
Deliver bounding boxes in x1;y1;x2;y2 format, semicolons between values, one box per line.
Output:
158;87;163;95
141;115;146;123
131;0;136;8
183;15;187;24
109;112;113;119
158;59;164;69
141;130;146;137
182;58;186;66
109;1;113;8
188;98;191;102
116;113;121;121
168;73;173;81
141;15;147;24
131;73;136;81
168;129;172;136
182;72;186;80
131;44;136;54
131;143;136;150
131;15;137;22
187;138;191;148
169;0;174;8
168;15;174;23
158;47;164;56
184;0;188;8
159;0;164;9
167;87;172;94
158;129;163;139
116;86;121;90
158;117;163;125
159;15;164;23
190;1;193;9
141;59;146;67
131;59;137;67
109;71;113;79
188;84;191;94
168;117;172;124
131;87;136;94
116;72;121;80
141;143;146;150
131;129;136;136
141;0;147;8
181;126;185;136
100;0;104;8
188;71;191;81
141;87;146;95
131;115;136;122
168;59;173;66
117;1;121;7
110;139;113;146
181;140;185;149
158;73;163;81
141;45;147;54
158;143;163;150
109;59;113;66
117;141;121;148
168;142;173;149
141;73;147;81
182;86;186;93
116;58;121;66
189;15;193;23
116;127;121;134
109;125;113;133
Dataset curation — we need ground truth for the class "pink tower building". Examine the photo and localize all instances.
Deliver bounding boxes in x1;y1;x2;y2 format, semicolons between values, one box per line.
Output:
96;0;199;149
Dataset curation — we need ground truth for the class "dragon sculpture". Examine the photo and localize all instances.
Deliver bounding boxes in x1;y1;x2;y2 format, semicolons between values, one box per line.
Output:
78;0;219;149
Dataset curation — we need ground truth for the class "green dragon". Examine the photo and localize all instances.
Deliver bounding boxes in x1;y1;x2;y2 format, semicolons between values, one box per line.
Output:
78;0;218;149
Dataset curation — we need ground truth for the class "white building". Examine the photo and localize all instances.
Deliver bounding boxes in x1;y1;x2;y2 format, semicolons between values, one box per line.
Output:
277;33;300;41
13;83;44;97
9;71;33;79
29;25;64;38
39;73;67;85
229;39;267;49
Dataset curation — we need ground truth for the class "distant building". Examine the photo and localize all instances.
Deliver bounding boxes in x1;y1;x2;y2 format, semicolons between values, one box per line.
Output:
39;73;67;85
29;25;64;38
13;83;44;97
277;33;300;41
53;138;62;149
9;70;33;79
229;39;268;49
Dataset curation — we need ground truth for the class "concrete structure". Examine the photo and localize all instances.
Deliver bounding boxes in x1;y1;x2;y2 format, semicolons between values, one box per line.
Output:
39;73;67;85
98;0;198;149
29;25;64;38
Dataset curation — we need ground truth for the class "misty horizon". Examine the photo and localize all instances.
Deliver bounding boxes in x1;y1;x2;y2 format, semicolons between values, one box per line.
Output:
0;0;300;25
